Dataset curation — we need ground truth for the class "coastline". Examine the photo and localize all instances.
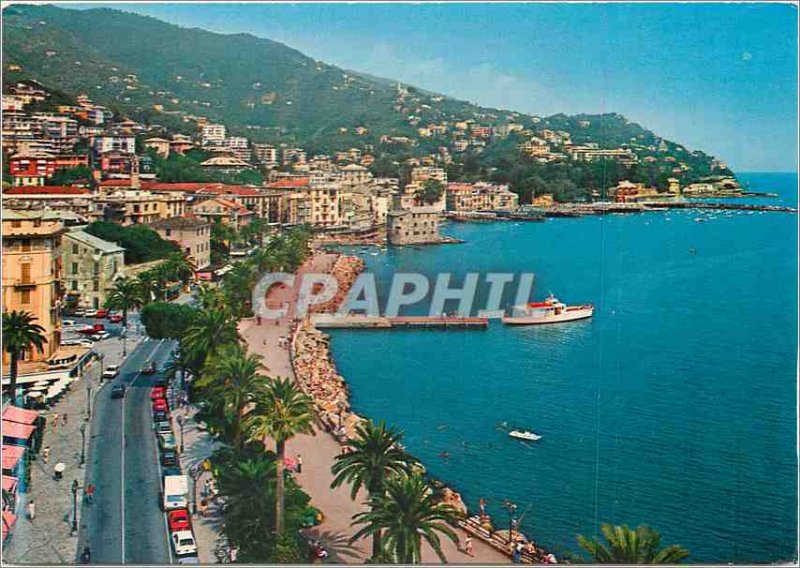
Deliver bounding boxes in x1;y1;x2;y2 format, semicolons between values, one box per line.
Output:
240;251;512;564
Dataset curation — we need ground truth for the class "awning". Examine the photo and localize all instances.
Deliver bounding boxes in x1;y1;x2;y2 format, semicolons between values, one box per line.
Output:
2;420;36;441
2;509;17;541
1;445;25;471
1;406;40;425
2;475;18;493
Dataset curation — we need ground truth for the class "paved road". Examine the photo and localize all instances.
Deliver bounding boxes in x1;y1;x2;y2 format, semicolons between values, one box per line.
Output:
79;335;176;564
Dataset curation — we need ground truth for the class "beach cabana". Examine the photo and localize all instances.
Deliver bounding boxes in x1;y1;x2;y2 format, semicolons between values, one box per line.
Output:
1;406;39;426
2;475;19;511
2;420;36;445
1;445;26;474
1;476;18;494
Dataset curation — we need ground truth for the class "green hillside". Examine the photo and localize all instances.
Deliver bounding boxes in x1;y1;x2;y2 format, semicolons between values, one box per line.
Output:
2;4;732;198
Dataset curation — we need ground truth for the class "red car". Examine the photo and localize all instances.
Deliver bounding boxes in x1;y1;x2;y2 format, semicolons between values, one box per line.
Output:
152;399;169;413
167;509;192;532
108;314;123;323
150;387;167;401
77;323;105;335
95;309;108;318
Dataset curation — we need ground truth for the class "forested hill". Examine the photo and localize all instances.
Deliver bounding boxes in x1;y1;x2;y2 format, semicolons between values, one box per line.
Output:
3;4;731;197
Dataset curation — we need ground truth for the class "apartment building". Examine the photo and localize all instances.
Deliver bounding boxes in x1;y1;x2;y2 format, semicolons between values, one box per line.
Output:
62;229;125;311
151;217;212;270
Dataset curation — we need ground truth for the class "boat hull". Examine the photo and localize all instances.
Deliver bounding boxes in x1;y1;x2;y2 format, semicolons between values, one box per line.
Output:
502;307;594;325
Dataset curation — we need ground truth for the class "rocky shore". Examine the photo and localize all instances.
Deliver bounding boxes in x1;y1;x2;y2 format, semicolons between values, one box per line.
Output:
308;254;366;316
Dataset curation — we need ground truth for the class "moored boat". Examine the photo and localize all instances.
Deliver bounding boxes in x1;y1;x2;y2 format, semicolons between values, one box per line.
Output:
502;293;593;325
509;429;542;441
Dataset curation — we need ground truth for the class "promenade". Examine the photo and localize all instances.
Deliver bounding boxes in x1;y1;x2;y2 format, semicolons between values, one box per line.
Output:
241;252;509;564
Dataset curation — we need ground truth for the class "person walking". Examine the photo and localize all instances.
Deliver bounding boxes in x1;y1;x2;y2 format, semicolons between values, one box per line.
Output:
464;536;474;556
41;446;50;464
50;413;59;429
85;483;96;504
296;454;303;473
61;413;69;426
513;542;523;564
27;500;35;521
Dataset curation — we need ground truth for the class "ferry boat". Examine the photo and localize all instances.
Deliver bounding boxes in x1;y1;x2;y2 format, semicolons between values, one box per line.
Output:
509;429;542;442
502;293;594;325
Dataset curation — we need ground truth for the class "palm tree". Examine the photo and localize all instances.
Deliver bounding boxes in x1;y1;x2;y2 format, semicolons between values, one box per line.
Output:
182;309;240;375
136;270;160;304
331;420;418;559
222;263;256;317
196;344;266;449
577;524;690;564
218;458;277;547
164;252;196;288
245;378;314;535
105;276;145;328
2;311;47;406
351;473;461;564
195;283;226;311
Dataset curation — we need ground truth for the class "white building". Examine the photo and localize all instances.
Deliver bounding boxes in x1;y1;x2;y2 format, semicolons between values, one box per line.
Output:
201;123;226;146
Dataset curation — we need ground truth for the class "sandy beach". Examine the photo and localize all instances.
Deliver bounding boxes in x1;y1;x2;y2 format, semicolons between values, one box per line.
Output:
240;251;509;563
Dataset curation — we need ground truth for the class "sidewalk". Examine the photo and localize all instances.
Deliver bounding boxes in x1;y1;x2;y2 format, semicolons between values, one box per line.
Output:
3;331;142;564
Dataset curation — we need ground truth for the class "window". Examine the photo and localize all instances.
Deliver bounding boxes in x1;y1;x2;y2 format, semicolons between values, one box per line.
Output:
71;281;78;291
165;229;171;237
73;244;79;254
21;238;31;252
72;262;78;275
21;263;31;283
93;281;99;292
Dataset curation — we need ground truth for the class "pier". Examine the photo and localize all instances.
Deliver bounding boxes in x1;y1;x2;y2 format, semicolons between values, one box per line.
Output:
311;314;489;329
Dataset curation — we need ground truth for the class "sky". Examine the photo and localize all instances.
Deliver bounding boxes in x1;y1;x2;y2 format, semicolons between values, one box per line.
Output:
70;2;798;172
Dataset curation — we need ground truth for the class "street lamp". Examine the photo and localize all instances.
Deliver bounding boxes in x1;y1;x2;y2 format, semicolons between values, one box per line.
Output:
80;423;87;466
121;328;127;357
71;479;79;534
177;414;185;453
502;499;518;545
85;383;92;419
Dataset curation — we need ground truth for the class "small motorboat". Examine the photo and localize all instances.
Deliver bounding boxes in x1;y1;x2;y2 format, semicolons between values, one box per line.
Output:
508;429;542;442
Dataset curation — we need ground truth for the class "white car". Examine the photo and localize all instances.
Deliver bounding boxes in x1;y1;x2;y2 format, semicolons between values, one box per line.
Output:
84;309;98;318
62;319;76;327
91;332;111;341
102;365;121;380
171;530;198;557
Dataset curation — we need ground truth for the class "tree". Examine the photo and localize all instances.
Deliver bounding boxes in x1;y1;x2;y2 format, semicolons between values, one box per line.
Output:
2;311;46;406
245;378;314;535
85;221;179;264
331;420;418;560
222;263;257;318
163;252;196;287
417;179;445;205
182;309;240;376
576;524;690;564
196;284;226;311
139;302;197;339
136;270;160;304
351;473;461;564
48;165;92;186
196;343;266;449
104;276;145;328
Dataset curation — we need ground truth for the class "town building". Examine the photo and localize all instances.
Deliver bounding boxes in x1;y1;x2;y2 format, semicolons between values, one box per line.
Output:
151;217;212;270
338;164;373;186
191;197;255;231
93;190;183;225
1;186;95;217
62;229;125;311
201;123;226;146
1;210;66;366
143;137;171;157
387;206;442;245
91;133;136;155
199;155;253;174
252;143;278;166
446;182;519;212
7;151;56;186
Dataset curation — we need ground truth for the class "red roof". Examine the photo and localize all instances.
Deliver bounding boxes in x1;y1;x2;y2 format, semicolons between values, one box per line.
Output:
266;177;310;190
142;182;211;193
199;184;261;197
3;186;91;196
2;475;18;493
1;445;25;471
1;421;35;441
2;406;39;425
98;179;135;187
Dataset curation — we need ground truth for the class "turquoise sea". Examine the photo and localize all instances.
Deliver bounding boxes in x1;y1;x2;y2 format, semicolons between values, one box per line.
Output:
328;172;798;563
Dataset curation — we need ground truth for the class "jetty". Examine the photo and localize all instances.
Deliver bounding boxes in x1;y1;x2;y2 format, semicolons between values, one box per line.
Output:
311;314;489;329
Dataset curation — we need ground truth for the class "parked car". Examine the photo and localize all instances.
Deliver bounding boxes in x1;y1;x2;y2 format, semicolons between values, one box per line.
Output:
153;409;169;422
150;386;167;400
152;399;169;414
62;319;76;327
110;384;126;399
141;361;157;375
84;309;98;318
177;555;200;564
72;308;86;317
108;313;123;323
102;365;121;380
162;465;182;478
161;450;178;467
171;531;197;557
167;509;192;533
155;376;169;388
91;332;111;341
78;323;105;335
158;432;178;451
95;309;108;318
154;420;172;435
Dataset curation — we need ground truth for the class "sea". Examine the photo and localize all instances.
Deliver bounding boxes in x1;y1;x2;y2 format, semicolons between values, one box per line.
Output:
327;172;798;563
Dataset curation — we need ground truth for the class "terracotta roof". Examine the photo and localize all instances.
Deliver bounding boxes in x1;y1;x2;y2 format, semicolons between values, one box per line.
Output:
142;182;208;193
2;406;40;425
1;445;25;470
151;216;212;230
266;177;310;189
1;421;35;441
2;186;91;196
193;197;252;215
98;179;135;187
198;184;261;197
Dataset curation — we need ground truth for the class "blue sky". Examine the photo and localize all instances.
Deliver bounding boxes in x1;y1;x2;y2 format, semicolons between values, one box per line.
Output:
73;2;797;172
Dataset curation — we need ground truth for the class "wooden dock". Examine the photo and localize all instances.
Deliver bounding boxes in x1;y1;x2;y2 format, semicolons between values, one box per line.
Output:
311;314;489;329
